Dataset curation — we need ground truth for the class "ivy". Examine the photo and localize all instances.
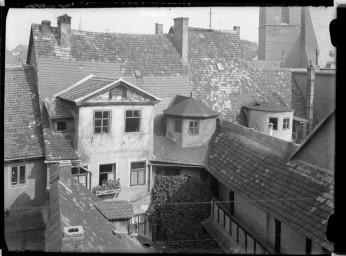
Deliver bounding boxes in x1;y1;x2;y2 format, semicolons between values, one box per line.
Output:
147;175;212;249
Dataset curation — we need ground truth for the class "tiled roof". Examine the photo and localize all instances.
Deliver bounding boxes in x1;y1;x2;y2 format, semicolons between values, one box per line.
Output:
154;135;208;166
243;101;293;112
45;164;145;252
4;66;44;160
153;97;174;136
44;97;73;119
95;200;134;220
164;96;219;118
207;131;333;251
186;28;306;122
41;104;78;161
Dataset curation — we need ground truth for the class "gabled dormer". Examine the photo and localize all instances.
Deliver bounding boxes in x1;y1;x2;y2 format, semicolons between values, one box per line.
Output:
163;95;219;147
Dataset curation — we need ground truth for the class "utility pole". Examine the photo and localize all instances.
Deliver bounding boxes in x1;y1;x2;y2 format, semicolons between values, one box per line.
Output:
209;8;212;29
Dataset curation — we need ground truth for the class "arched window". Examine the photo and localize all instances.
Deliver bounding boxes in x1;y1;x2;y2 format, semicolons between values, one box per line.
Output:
281;7;289;24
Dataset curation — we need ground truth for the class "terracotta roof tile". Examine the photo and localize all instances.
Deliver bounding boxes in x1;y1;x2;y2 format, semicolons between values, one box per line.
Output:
45;164;145;252
4;66;44;160
95;200;134;220
207;131;333;251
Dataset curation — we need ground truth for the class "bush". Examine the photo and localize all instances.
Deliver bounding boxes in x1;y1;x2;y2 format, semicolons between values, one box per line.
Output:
147;175;211;248
91;179;120;194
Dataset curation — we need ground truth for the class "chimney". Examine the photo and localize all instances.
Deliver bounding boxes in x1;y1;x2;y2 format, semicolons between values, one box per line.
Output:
173;17;189;64
41;20;51;40
233;26;240;37
268;122;274;136
62;226;84;252
306;64;317;133
57;14;72;49
155;23;163;34
59;161;72;189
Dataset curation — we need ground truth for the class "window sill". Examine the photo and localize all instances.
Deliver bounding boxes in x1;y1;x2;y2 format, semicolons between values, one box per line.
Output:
130;184;146;187
10;183;26;187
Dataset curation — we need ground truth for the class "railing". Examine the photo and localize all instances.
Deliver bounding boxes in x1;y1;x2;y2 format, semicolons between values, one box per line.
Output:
210;196;272;254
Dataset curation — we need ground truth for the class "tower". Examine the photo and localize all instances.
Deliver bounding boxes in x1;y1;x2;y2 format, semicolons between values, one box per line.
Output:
258;7;302;67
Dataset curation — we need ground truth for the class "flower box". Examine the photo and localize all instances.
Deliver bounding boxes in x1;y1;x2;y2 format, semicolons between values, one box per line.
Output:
96;189;121;197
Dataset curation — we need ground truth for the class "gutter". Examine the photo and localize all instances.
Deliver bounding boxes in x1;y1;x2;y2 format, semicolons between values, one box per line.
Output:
5;155;45;162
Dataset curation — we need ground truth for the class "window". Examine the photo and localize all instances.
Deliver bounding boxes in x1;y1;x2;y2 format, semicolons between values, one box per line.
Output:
99;164;116;185
56;121;66;132
94;110;110;134
130;214;146;235
130;161;146;186
174;119;182;133
72;166;87;187
283;118;290;129
188;121;199;135
110;86;126;100
11;165;26;185
281;7;289;24
269;117;278;130
125;110;141;132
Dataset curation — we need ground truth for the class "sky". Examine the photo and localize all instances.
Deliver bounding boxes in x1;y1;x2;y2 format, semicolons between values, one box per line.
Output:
6;7;260;50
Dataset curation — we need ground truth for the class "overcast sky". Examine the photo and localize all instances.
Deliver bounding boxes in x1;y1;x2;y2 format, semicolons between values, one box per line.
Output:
6;7;260;50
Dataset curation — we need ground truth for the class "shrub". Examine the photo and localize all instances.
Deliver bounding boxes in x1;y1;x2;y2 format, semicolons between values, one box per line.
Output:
91;179;121;194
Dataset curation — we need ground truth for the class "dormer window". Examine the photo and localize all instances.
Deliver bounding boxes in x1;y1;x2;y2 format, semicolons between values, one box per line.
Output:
56;121;67;132
110;86;126;100
188;121;199;135
134;70;142;77
216;63;224;71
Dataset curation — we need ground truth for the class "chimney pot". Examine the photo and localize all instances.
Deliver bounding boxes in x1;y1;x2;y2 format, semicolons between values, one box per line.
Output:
57;14;72;49
41;20;51;40
62;226;84;252
155;23;163;34
173;17;189;65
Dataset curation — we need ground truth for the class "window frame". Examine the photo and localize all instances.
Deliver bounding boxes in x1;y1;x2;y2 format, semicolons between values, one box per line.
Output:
109;86;127;100
130;213;146;235
188;120;199;135
93;110;111;134
99;163;116;185
269;117;278;130
283;117;290;130
11;165;26;186
56;121;67;132
174;119;182;133
130;161;146;186
125;109;141;133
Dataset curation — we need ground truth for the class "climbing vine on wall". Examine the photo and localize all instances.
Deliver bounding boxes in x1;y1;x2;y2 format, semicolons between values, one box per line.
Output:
147;175;211;248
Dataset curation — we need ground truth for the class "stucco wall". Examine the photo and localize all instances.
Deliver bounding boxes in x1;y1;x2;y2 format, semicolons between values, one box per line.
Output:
77;104;154;201
247;109;293;142
4;159;46;209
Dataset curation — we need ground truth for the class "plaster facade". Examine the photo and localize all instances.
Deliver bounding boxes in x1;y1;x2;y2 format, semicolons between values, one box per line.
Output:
4;159;46;209
77;104;154;201
246;109;293;142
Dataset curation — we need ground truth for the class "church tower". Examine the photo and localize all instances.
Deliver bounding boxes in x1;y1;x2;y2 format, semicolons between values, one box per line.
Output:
258;7;302;67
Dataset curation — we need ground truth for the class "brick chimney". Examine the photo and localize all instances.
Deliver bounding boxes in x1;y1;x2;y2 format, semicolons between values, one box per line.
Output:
233;26;240;37
62;226;84;252
57;14;72;49
41;20;51;40
59;161;72;190
306;63;318;133
155;23;163;34
173;17;189;64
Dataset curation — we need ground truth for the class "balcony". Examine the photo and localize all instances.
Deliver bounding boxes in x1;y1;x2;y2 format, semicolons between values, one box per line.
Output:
201;196;274;254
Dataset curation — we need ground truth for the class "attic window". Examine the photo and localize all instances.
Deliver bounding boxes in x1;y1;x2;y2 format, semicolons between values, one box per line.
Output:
199;34;205;39
269;117;278;130
56;121;67;132
110;87;126;100
134;70;142;77
216;63;224;71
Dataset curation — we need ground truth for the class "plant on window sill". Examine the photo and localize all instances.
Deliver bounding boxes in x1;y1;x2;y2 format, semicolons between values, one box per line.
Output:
92;179;121;196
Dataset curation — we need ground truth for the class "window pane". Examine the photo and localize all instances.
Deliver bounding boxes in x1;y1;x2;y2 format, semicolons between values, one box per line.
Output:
11;167;17;185
126;118;140;132
132;162;145;169
100;164;113;173
131;171;138;185
139;170;145;184
95;127;101;134
103;120;109;127
95;111;102;118
99;173;108;185
57;121;66;131
126;110;133;117
19;166;25;184
71;167;79;175
95;120;101;126
107;172;115;180
102;127;108;133
103;111;109;118
134;110;140;117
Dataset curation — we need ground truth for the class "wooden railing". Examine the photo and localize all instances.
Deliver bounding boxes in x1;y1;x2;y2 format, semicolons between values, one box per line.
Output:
210;196;273;254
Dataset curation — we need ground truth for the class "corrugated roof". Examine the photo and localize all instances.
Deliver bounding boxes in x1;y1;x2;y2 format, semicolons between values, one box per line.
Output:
95;200;134;220
207;131;333;251
4;66;45;160
45;164;145;252
243;101;293;112
163;97;219;118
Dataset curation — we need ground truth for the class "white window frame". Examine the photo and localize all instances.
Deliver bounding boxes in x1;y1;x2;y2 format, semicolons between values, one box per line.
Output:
99;163;116;185
130;161;146;186
11;165;26;186
94;110;111;134
125;109;141;133
56;120;67;132
283;118;290;130
188;120;199;135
